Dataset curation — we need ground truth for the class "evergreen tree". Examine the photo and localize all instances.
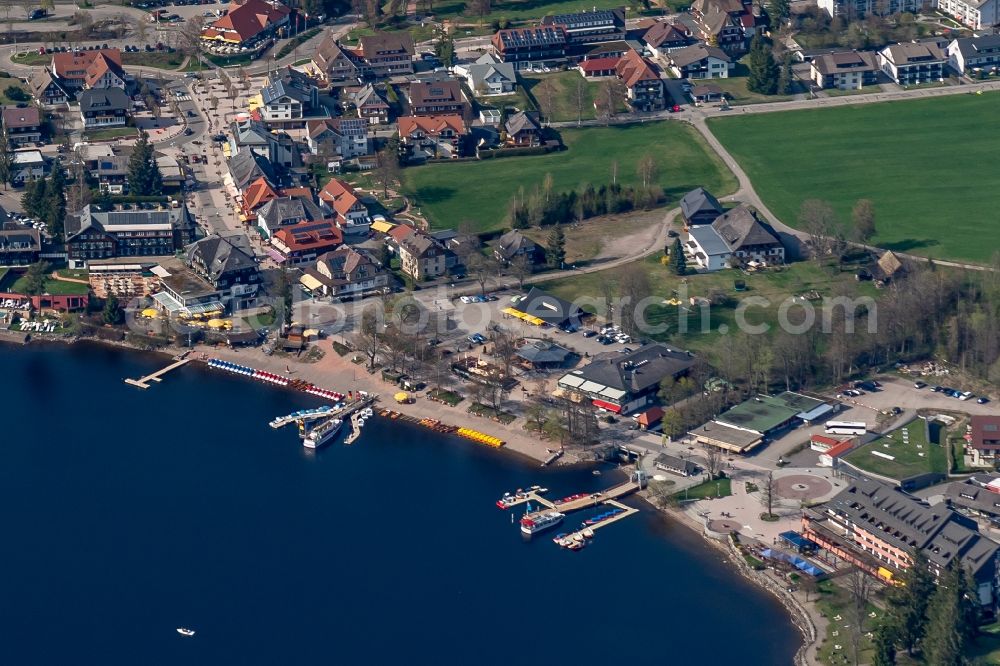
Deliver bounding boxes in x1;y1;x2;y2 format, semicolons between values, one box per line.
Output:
126;130;163;196
547;224;565;269
0;123;13;190
102;294;124;326
885;549;936;655
871;622;897;666
777;53;795;95
21;177;47;220
670;237;686;275
43;161;67;238
747;35;779;95
922;560;968;666
769;0;791;21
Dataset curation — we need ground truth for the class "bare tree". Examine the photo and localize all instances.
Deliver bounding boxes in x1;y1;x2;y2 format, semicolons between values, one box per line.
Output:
535;79;556;124
575;76;585;126
617;262;651;338
760;471;776;519
798;198;840;259
851;198;876;247
702;442;722;480
845;566;874;666
637;153;658;190
508;253;533;289
351;306;383;371
467;252;492;296
491;326;518;380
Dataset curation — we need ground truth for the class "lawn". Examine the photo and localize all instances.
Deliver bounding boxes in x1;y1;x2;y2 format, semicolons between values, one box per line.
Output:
415;0;643;24
675;477;732;500
11;276;90;296
708;75;798;106
521;70;626;122
707;92;1000;263
122;51;185;70
84;127;137;142
403;121;737;233
536;254;878;359
0;80;32;106
11;52;49;66
842;418;947;481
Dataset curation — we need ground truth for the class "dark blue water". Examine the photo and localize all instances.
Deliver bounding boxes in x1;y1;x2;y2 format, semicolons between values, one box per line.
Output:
0;343;799;665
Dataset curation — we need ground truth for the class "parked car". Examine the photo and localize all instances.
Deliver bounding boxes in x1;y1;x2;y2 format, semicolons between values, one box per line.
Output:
977;397;990;404
581;330;596;338
914;381;927;389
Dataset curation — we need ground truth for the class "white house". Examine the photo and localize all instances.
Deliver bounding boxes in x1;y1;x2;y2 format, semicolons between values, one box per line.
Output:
11;150;46;186
667;45;733;79
937;0;1000;30
948;35;1000;74
879;42;947;85
454;53;518;95
685;205;784;271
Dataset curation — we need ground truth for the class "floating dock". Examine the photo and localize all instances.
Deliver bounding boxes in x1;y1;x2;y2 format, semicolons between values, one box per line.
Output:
124;357;191;389
502;478;642;516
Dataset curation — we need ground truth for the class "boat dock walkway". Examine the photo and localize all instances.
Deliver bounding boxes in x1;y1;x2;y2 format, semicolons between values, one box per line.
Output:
270;406;337;429
562;500;639;541
504;479;642;518
124;357;191;389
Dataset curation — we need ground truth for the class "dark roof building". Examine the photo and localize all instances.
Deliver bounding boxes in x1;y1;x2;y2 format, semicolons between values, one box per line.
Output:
358;32;415;77
256;195;328;239
516;286;588;328
493;229;542;264
184;233;261;309
802;478;1000;604
65;204;195;263
228;147;278;191
655;453;699;477
515;339;573;368
711;205;783;253
680;187;724;225
490;26;567;68
541;7;626;44
0;225;41;266
408;80;468;117
557;343;696;414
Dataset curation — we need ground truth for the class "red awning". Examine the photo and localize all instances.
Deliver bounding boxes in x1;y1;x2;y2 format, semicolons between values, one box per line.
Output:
592;399;622;413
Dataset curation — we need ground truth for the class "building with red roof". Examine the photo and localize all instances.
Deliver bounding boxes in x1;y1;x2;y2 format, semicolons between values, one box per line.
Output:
201;0;290;46
270;219;342;265
397;115;467;162
577;56;620;77
968;415;1000;466
318;178;370;231
615;49;665;111
50;48;125;91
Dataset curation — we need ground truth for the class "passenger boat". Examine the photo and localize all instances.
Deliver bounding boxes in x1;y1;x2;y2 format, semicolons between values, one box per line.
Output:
176;628;195;637
520;511;564;535
303;418;344;449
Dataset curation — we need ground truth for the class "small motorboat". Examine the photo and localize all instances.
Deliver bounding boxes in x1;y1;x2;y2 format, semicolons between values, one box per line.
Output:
567;540;587;551
592;470;601;476
582;528;595;539
552;532;569;544
176;627;196;637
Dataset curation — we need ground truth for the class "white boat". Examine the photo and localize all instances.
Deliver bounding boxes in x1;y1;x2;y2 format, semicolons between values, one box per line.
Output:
303;418;344;449
520;511;564;535
176;627;195;637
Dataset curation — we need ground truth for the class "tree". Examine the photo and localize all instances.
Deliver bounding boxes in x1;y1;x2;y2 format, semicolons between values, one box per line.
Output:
102;294;124;326
21;176;46;219
375;143;401;198
769;0;791;21
845;566;875;666
434;30;455;67
535;79;556;124
702;443;722;480
126;131;163;196
851;198;876;246
760;471;776;519
21;260;49;295
353;306;382;371
637;153;658;190
746;35;779;95
669;237;687;275
508;253;532;289
467;252;492;296
43;161;66;238
777;53;795;95
660;408;685;439
922;560;971;666
547;224;565;269
871;622;897;666
884;549;935;655
0;124;12;190
798;198;839;258
277;268;293;328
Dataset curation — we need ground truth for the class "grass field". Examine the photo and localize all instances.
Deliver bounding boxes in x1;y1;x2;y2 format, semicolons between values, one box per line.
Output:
842;418;946;481
707;92;1000;263
416;0;649;24
84;127;137;142
676;477;732;500
536;255;878;358
521;70;627;122
11;275;90;296
122;51;185;70
403;121;737;233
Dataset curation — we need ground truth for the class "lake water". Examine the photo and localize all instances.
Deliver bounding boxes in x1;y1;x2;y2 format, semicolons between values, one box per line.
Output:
0;343;799;665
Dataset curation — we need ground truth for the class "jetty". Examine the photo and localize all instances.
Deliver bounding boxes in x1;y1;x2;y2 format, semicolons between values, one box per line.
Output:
503;478;643;516
269;406;337;429
124;356;190;389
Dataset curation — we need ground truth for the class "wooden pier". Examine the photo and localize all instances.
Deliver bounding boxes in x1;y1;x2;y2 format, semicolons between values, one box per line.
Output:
124;357;191;389
560;500;639;542
504;479;643;519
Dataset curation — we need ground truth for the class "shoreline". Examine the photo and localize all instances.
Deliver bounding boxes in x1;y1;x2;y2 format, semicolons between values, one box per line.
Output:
5;333;815;662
